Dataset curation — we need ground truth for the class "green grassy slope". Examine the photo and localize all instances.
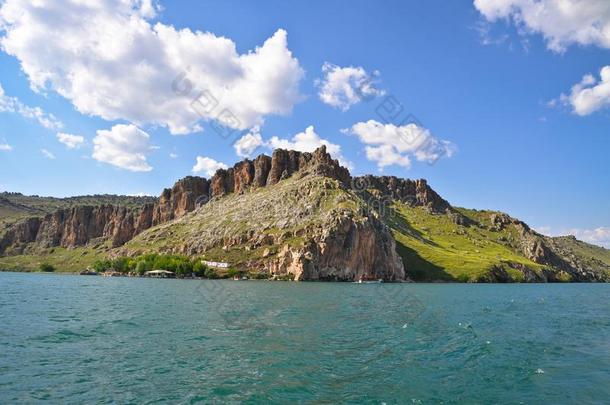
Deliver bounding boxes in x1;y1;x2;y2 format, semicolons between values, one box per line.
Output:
387;203;546;282
0;246;109;273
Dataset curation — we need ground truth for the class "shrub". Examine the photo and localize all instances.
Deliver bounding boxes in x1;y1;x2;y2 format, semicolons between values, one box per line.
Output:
39;263;55;272
135;260;151;275
175;261;194;277
204;267;218;279
92;259;112;272
226;267;241;278
112;257;130;273
193;261;209;277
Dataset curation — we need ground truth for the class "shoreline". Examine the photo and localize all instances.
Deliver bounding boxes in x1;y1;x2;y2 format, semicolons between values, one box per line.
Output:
1;268;607;283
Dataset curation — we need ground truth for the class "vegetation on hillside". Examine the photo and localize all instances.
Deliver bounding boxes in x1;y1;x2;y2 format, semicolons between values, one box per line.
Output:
387;203;545;281
1;172;609;282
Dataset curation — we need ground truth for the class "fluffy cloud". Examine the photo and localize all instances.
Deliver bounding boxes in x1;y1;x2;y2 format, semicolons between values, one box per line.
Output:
41;149;55;159
268;125;352;169
317;63;384;111
474;0;610;52
92;124;154;172
56;132;85;149
0;83;62;130
0;142;12;151
0;0;304;135
345;120;455;170
234;127;264;158
192;156;228;177
169;152;178;159
559;66;610;115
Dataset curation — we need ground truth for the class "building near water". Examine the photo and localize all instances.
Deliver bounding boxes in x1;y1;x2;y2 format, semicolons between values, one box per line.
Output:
144;270;175;278
201;260;229;269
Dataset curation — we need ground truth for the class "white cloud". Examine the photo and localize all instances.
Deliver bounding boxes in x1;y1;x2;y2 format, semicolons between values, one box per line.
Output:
0;83;62;130
474;0;610;52
536;226;610;248
558;66;610;115
234;127;264;158
0;142;12;151
92;124;154;172
0;0;304;135
41;149;55;159
267;125;352;169
56;132;85;149
316;62;384;111
345;120;455;170
365;144;412;169
169;152;178;159
192;156;228;177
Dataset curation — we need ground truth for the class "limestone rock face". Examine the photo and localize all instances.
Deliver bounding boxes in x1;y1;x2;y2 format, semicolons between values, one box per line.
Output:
233;160;255;194
0;176;211;252
210;169;234;197
153;176;210;224
0;217;41;252
266;211;405;281
353;175;450;212
267;146;350;186
253;155;272;187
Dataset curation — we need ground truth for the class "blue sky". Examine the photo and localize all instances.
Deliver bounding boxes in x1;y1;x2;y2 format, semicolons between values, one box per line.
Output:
0;0;609;246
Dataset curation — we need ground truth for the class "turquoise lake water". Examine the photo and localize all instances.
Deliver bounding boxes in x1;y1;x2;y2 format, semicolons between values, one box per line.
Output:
0;272;609;404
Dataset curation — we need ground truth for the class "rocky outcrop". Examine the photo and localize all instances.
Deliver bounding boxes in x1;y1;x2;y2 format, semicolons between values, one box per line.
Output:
0;146;355;254
253;155;272;187
352;175;451;212
208;145;351;196
0;176;211;253
0;205;156;252
266;211;405;281
267;146;350;186
153;176;210;224
3;144;608;282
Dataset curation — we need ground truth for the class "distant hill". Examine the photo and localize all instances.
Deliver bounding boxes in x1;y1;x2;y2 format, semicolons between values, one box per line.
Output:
0;192;157;227
0;147;608;282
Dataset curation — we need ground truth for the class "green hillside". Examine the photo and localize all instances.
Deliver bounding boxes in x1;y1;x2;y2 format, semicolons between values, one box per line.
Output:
1;170;609;282
388;204;546;282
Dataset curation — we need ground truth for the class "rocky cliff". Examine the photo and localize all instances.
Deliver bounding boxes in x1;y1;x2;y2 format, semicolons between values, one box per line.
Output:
120;173;405;281
1;146;355;254
1;146;609;282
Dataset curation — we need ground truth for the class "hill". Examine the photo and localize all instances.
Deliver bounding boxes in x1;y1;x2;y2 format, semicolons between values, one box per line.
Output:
0;146;608;281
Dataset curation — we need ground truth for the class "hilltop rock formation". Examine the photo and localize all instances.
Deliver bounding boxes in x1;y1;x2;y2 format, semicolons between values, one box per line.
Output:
153;176;210;224
0;146;352;254
2;145;609;282
353;175;451;213
209;145;350;196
